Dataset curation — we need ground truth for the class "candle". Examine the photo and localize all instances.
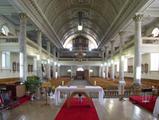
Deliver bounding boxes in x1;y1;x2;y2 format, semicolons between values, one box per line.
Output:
62;81;64;86
94;81;96;86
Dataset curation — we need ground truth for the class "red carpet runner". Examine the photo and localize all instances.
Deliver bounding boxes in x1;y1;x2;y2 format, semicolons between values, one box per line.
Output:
55;98;99;120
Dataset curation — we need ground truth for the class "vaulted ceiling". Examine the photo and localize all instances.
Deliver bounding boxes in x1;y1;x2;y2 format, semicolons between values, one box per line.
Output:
0;0;159;61
12;0;149;48
35;0;123;45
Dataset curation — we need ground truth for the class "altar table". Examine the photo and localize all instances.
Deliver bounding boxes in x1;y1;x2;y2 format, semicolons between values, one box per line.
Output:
54;86;104;105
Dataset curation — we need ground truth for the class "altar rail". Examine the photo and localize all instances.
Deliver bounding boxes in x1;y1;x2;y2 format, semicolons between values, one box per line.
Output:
104;89;159;98
104;89;132;98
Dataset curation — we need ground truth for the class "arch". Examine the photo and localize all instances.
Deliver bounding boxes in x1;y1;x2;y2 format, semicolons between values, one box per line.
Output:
56;17;104;36
62;29;99;45
152;27;159;37
1;24;9;36
63;32;98;50
58;25;102;43
63;30;99;42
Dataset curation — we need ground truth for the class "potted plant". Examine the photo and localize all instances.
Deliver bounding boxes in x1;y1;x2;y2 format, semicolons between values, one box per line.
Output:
25;76;41;100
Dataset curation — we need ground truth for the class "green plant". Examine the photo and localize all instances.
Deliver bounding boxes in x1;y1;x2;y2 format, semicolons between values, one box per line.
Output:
25;76;41;94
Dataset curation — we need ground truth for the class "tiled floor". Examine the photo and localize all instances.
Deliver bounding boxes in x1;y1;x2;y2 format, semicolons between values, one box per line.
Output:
94;98;158;120
2;97;158;120
1;80;159;120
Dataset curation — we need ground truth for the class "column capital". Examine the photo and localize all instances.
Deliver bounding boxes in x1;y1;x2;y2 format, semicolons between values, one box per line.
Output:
104;44;108;48
101;47;105;51
36;29;41;33
110;40;115;44
119;31;127;36
133;14;143;22
19;13;28;20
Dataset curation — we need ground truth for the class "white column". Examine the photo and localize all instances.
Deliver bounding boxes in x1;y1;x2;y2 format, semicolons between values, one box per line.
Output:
111;41;115;80
47;41;51;79
19;13;27;82
102;48;105;78
53;47;56;78
37;30;42;80
133;14;143;85
102;65;105;78
54;62;57;79
33;57;37;75
57;51;60;78
118;31;126;97
119;31;125;82
51;62;53;78
57;63;60;78
87;66;90;79
105;64;109;79
105;46;109;79
70;66;73;79
99;65;102;77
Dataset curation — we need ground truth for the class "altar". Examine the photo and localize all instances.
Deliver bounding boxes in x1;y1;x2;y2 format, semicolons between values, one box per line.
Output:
54;86;104;105
153;96;159;117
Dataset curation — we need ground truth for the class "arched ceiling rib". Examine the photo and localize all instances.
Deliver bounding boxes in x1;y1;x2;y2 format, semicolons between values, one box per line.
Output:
19;0;148;48
60;26;100;43
34;0;122;46
63;32;98;46
56;18;103;40
62;27;99;43
49;7;109;27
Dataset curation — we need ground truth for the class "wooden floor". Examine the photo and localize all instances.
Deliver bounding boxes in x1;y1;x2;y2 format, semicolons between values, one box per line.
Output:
3;97;158;120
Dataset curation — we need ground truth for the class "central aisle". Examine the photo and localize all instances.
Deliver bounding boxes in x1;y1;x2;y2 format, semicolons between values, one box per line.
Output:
67;80;91;86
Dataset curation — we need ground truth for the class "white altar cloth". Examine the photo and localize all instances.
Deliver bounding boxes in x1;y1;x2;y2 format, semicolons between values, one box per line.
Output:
153;96;159;117
54;85;104;105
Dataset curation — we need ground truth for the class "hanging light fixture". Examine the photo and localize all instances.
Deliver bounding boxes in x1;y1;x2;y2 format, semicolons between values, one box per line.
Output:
78;11;83;31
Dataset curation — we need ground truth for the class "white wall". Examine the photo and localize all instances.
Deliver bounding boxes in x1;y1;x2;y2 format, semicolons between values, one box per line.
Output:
125;53;159;80
90;66;99;76
60;66;71;77
59;65;99;77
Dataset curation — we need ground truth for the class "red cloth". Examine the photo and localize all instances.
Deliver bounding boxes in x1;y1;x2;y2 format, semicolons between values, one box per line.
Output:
129;96;157;112
55;98;99;120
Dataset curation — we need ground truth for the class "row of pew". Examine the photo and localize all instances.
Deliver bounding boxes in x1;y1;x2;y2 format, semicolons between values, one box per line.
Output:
88;77;159;90
88;77;159;97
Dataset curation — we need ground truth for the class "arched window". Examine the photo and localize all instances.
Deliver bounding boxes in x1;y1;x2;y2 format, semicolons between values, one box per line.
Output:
63;35;98;51
150;53;159;71
2;51;10;68
67;69;71;72
89;69;93;73
152;27;159;37
77;67;84;71
1;25;9;36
